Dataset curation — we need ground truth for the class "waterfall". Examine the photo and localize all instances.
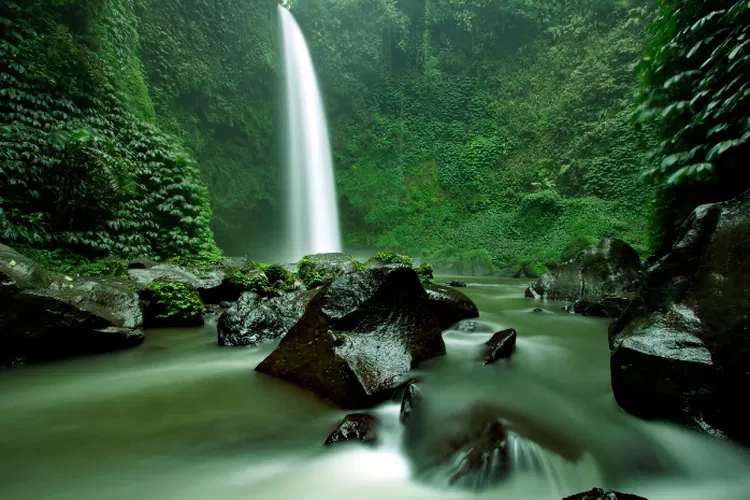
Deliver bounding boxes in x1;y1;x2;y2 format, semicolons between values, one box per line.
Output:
278;5;342;260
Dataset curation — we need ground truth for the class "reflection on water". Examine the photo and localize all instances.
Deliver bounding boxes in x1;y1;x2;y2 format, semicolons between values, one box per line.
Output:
0;279;748;499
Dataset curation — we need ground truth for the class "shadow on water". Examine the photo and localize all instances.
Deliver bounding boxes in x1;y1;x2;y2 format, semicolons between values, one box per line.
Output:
0;278;748;499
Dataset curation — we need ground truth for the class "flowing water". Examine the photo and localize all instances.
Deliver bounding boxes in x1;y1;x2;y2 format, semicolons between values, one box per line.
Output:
279;5;342;260
1;279;749;500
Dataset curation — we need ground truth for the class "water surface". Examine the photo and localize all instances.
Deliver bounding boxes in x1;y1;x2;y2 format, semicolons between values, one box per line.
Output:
1;278;748;499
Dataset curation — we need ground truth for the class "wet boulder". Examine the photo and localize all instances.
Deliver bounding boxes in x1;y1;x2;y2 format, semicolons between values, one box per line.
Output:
423;283;479;330
0;247;144;365
570;297;631;318
564;488;647;500
217;289;317;346
609;191;750;444
256;266;445;408
449;280;467;288
528;239;641;303
324;413;379;446
482;329;517;364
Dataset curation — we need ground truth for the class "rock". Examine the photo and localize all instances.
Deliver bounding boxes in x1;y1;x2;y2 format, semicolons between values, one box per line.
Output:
423;283;479;330
532;307;543;313
218;301;233;309
571;297;631;318
302;253;358;277
525;286;542;299
529;239;641;302
405;404;511;489
129;263;238;304
217;289;317;346
0;243;52;292
564;488;647;500
449;280;467;287
324;413;379;446
0;247;144;365
453;319;496;334
256;266;446;408
482;329;517;364
609;191;750;444
400;383;423;423
128;256;157;269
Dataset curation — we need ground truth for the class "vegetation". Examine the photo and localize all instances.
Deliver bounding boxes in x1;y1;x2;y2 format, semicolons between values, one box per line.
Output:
294;0;656;273
144;281;203;322
367;251;413;267
2;0;748;276
0;1;219;260
638;0;750;254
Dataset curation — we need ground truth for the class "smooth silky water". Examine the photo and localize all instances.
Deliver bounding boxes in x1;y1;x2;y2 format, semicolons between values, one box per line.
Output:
1;279;749;500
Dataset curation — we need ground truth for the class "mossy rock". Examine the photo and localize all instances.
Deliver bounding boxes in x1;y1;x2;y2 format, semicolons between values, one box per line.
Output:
296;253;360;289
144;281;204;328
366;251;413;268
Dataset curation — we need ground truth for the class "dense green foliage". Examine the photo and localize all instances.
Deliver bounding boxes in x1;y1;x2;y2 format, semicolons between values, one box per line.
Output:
638;0;750;253
294;0;655;272
0;0;219;259
145;280;203;321
135;0;278;253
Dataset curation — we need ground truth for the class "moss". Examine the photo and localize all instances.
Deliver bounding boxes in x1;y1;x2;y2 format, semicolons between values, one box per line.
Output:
348;256;367;272
226;269;270;295
258;263;295;291
145;281;203;322
296;257;328;289
367;252;413;267
560;237;596;263
415;262;434;283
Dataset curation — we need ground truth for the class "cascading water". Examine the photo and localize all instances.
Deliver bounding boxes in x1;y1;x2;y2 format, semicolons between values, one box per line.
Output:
278;5;342;260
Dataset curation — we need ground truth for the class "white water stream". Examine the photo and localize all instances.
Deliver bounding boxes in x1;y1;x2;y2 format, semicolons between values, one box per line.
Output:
279;5;342;260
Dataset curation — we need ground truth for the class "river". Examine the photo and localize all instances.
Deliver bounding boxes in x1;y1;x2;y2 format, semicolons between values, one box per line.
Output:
1;278;748;499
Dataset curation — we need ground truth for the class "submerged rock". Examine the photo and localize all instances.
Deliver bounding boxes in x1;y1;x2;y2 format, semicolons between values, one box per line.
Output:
405;404;511;489
324;413;379;446
400;383;423;423
0;245;144;365
217;289;317;346
528;238;641;304
449;280;467;288
564;488;647;500
609;191;750;444
128;256;157;269
423;283;479;330
256;266;445;408
482;329;517;364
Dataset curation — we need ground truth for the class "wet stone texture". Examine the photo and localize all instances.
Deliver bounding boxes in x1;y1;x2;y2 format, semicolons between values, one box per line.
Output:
609;190;750;445
256;266;446;408
217;289;317;346
423;283;479;330
564;488;647;500
324;413;379;446
0;244;144;365
482;329;517;364
527;238;641;318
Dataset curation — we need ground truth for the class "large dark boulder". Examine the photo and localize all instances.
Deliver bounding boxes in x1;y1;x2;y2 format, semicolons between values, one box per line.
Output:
217;289;317;346
302;253;359;277
256;266;446;408
564;489;647;500
529;239;641;302
324;413;379;446
423;283;479;330
0;246;144;364
609;191;750;444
